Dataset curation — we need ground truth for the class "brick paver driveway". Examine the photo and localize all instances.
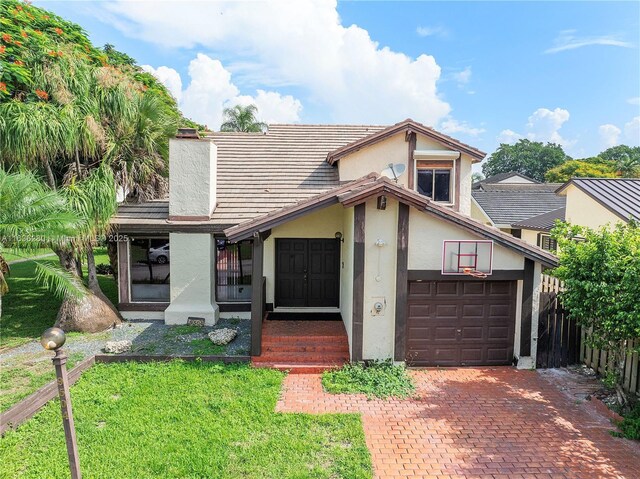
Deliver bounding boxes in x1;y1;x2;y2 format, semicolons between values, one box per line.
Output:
277;368;640;478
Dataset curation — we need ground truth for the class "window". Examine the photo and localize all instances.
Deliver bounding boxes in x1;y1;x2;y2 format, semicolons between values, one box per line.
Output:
416;160;453;203
216;239;253;302
129;237;170;302
537;233;558;252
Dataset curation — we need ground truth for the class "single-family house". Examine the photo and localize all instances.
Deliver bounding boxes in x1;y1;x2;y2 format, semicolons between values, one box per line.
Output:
471;173;566;248
556;178;640;229
112;119;557;369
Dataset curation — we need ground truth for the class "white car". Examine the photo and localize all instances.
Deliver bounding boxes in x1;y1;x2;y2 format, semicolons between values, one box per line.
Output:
148;244;170;264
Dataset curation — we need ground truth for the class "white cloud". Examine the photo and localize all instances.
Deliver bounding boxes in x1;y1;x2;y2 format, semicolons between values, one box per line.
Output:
497;129;522;144
544;30;633;54
99;0;451;125
416;25;449;38
452;66;472;86
143;54;302;129
497;107;574;148
141;64;183;102
439;118;485;137
627;97;640;106
598;124;622;148
232;90;302;124
624;116;640;144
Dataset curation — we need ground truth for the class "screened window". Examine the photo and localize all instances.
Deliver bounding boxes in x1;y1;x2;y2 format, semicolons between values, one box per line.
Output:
415;160;453;203
537;234;558;252
129;237;170;302
216;239;252;302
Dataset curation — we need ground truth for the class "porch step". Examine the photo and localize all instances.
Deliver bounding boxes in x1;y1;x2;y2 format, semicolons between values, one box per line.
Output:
262;341;349;353
261;334;348;344
252;351;349;363
252;361;343;374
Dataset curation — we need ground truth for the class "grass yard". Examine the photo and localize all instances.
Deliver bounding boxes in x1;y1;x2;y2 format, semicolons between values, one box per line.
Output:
322;360;415;399
0;362;372;479
0;248;117;351
1;248;53;263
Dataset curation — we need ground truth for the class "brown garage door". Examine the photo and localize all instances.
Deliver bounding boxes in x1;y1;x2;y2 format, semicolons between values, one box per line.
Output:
407;280;517;366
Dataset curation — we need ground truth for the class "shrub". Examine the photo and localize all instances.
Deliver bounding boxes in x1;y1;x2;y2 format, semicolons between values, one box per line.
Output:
613;401;640;440
96;263;113;275
322;359;415;399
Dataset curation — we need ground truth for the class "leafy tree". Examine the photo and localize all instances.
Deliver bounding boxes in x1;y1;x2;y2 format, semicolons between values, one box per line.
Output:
0;0;190;330
220;104;267;132
471;172;485;184
598;145;640;177
482;139;571;182
545;158;618;182
0;169;85;315
552;221;640;405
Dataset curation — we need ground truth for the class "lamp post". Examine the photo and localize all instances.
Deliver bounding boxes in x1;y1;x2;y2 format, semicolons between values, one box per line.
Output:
41;327;82;479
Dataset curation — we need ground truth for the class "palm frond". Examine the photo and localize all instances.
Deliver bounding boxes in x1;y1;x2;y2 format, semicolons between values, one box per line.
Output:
34;260;86;300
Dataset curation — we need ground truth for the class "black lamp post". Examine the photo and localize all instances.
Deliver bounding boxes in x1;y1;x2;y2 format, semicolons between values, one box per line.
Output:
40;327;82;479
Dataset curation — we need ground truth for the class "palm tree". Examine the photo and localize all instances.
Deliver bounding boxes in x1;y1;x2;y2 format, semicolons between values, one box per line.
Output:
220;104;267;132
0;169;86;316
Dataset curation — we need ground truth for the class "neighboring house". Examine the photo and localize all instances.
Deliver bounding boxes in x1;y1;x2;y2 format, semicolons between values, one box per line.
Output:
556;178;640;229
511;207;565;252
471;173;566;244
112;119;557;368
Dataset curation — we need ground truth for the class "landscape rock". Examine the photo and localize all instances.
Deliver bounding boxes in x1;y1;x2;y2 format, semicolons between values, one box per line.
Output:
208;328;237;345
104;340;132;354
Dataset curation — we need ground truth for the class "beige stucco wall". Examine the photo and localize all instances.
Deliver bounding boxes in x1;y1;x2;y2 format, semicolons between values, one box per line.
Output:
520;228;540;247
563;184;624;229
339;133;409;187
337;133;474;216
169;138;217;217
165;233;219;325
362;198;398;360
340;207;355;352
263;204;345;305
407;210;525;271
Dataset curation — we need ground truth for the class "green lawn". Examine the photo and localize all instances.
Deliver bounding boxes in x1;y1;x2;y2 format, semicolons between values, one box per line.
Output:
1;248;54;263
0;248;117;351
0;362;372;479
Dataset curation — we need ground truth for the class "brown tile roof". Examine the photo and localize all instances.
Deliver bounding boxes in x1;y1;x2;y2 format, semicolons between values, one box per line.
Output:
512;207;566;232
225;174;558;268
326;118;486;164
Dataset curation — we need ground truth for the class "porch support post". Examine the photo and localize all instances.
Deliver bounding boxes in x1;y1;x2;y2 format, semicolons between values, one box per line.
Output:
520;258;535;357
394;203;409;361
352;203;366;362
251;231;268;356
117;239;130;305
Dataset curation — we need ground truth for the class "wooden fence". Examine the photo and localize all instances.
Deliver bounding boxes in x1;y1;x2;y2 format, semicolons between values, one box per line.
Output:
536;274;640;396
536;274;581;368
582;338;640;396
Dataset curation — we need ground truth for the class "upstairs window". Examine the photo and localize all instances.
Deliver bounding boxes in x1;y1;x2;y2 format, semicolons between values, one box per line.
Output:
416;160;453;203
537;233;558;252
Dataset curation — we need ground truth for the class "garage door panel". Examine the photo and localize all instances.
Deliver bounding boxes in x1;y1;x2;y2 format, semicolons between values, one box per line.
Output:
435;282;458;295
406;280;516;367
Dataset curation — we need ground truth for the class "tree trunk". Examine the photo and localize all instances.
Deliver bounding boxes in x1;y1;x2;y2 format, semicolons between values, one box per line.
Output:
86;244;100;293
614;341;629;407
107;241;118;280
56;290;122;333
43;159;56;189
55;248;80;276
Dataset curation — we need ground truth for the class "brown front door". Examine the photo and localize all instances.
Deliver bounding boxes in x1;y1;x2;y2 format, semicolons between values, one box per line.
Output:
275;239;340;308
406;280;516;366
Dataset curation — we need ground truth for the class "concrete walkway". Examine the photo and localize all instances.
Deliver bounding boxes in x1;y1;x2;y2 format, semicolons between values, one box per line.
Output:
277;367;640;478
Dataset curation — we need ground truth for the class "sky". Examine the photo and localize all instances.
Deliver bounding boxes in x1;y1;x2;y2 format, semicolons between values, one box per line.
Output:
35;0;640;160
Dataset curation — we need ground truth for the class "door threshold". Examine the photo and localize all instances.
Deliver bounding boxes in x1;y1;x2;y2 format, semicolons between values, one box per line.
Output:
273;307;340;313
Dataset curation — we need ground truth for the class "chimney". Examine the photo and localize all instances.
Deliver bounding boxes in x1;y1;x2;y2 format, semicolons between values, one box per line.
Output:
169;131;216;220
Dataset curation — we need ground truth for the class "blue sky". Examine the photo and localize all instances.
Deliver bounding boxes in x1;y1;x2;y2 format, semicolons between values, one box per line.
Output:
37;1;640;159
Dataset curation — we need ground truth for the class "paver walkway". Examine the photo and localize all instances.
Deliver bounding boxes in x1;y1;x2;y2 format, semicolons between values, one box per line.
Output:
277;368;640;478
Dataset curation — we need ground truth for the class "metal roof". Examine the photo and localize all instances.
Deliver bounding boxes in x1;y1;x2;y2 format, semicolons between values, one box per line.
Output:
556;178;640;222
512;207;566;231
472;183;566;226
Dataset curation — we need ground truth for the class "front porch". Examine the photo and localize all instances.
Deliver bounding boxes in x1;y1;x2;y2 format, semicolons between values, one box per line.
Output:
252;316;350;373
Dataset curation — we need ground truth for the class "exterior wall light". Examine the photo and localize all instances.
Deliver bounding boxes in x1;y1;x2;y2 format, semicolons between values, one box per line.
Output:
375;239;386;247
335;232;344;242
40;327;82;479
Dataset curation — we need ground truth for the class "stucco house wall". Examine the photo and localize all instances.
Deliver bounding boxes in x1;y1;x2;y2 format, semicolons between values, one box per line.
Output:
407;210;525;271
563;184;624;229
362;198;399;360
340;207;355;353
520;228;540;247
